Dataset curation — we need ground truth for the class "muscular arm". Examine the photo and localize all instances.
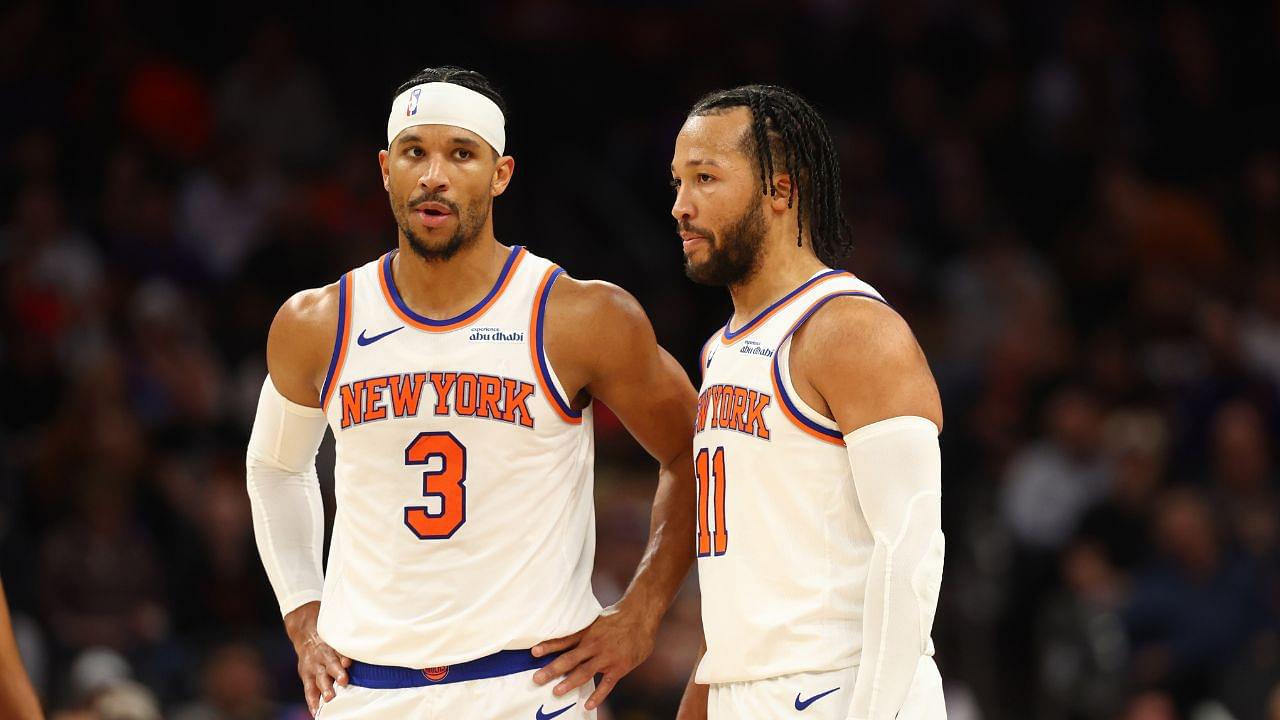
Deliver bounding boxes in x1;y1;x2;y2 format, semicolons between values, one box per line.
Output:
248;284;349;713
791;297;944;720
532;276;699;710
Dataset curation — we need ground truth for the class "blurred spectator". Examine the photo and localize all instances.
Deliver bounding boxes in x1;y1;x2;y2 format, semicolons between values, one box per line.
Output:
175;133;280;281
1117;691;1178;720
171;642;278;720
214;21;337;173
1001;384;1112;553
1125;488;1267;710
1036;539;1129;720
1077;409;1168;571
39;479;166;655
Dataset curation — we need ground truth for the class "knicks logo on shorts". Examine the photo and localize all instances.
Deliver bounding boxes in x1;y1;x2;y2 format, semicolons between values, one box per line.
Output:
422;666;449;682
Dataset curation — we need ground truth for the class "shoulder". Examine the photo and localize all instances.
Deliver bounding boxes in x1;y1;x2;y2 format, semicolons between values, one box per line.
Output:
545;274;653;345
793;294;918;363
792;294;943;431
270;282;343;348
266;281;343;406
541;273;659;389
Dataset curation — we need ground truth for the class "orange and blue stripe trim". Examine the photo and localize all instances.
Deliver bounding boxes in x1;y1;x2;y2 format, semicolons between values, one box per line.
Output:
769;290;888;446
529;265;583;424
720;270;849;345
379;245;526;332
320;272;355;411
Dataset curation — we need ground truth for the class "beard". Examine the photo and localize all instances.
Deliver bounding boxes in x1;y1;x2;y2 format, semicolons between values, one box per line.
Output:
393;191;490;263
683;198;767;287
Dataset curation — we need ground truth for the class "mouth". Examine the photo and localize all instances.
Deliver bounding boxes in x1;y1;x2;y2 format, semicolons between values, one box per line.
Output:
413;201;454;228
680;231;709;253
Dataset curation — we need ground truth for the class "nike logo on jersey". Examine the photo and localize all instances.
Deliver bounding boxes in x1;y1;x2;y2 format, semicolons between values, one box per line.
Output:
356;326;404;346
535;703;576;720
794;687;840;710
339;372;537;429
696;384;771;439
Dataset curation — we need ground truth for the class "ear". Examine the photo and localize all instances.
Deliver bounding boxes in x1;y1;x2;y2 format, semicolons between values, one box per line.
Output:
378;149;391;192
769;173;795;213
491;155;516;197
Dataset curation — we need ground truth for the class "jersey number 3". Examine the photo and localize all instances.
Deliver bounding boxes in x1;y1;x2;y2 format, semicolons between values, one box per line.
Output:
403;432;467;539
696;446;728;557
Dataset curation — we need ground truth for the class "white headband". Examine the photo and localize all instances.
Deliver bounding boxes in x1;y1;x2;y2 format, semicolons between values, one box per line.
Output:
386;82;506;154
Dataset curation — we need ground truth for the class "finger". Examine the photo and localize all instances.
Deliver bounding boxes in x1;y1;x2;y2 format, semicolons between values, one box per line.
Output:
303;675;320;716
340;654;352;668
554;664;598;697
324;653;349;687
317;668;336;702
532;647;589;685
585;674;618;711
532;630;586;657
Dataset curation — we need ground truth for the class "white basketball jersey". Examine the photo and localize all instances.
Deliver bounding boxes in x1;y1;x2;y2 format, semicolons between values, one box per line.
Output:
316;245;601;668
693;270;888;684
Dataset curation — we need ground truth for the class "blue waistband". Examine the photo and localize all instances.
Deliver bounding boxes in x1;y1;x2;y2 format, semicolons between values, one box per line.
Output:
347;649;559;689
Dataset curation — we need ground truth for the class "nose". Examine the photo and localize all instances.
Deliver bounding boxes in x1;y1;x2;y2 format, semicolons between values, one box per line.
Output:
418;155;449;194
671;182;694;223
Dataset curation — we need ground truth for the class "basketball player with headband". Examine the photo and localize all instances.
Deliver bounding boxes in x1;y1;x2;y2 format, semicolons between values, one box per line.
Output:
246;66;698;719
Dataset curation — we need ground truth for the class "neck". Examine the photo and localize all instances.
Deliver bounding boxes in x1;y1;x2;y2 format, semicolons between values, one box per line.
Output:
726;234;827;327
391;225;509;319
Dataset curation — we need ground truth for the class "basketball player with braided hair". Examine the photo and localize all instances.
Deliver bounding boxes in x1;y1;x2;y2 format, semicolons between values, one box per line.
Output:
671;85;947;719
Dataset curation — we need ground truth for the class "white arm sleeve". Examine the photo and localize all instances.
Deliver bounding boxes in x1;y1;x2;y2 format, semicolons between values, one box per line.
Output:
246;377;330;616
846;416;945;720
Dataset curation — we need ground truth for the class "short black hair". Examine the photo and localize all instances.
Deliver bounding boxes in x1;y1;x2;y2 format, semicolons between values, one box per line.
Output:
393;65;509;121
689;85;852;266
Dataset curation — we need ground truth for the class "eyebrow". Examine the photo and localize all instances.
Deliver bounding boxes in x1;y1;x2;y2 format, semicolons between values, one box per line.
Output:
396;134;482;148
670;158;723;171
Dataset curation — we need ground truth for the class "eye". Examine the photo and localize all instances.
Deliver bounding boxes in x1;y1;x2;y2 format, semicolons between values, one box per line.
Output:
669;178;681;189
407;146;424;158
698;173;714;183
455;148;473;160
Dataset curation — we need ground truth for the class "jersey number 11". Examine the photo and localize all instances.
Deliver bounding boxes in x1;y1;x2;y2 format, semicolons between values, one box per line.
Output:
696;446;728;557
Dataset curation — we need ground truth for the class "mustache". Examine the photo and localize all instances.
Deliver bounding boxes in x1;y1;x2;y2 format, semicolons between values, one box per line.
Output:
679;221;716;241
407;193;461;214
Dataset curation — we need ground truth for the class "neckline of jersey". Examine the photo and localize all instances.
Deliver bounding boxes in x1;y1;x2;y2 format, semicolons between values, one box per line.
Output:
719;269;848;344
379;244;526;331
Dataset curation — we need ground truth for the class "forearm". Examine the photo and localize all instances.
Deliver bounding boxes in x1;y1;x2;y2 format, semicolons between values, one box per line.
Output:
246;377;329;616
676;639;709;720
616;448;696;628
0;582;42;720
846;417;945;720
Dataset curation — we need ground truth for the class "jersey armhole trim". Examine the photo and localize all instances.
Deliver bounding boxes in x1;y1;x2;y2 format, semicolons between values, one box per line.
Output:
769;290;889;446
529;266;584;424
320;271;354;412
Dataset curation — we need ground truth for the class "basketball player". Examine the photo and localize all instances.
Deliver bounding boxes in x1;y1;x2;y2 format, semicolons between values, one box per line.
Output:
247;66;697;719
670;86;947;719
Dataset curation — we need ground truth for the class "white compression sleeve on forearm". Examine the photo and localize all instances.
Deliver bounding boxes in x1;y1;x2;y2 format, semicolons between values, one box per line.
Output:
246;377;329;616
846;416;945;720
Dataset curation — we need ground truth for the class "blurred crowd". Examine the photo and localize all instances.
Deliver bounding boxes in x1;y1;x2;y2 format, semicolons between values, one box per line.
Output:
1;0;1278;719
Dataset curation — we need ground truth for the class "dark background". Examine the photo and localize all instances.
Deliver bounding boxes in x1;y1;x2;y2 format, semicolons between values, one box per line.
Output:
2;1;1279;718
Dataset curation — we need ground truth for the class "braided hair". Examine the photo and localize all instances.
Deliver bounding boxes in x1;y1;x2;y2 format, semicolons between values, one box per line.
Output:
689;85;852;266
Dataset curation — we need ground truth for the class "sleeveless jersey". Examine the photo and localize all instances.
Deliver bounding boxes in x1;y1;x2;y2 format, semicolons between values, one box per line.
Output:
692;269;888;684
315;245;601;668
